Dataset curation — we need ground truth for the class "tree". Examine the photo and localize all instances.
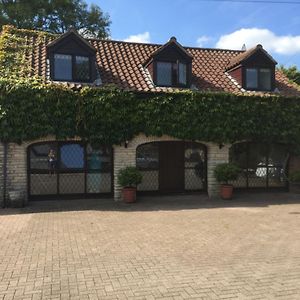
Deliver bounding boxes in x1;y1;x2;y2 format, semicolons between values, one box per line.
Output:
0;0;111;39
278;65;300;85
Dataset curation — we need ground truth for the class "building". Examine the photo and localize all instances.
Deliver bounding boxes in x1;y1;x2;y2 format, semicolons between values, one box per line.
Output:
0;26;300;205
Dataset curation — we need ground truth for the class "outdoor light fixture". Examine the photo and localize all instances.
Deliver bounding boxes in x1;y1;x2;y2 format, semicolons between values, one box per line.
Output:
124;140;129;148
219;144;224;149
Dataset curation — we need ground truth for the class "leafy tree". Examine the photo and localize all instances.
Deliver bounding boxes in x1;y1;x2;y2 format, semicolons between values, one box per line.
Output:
278;65;300;85
0;0;111;38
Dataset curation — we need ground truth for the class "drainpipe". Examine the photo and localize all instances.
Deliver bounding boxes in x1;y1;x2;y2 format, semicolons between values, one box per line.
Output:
2;142;8;208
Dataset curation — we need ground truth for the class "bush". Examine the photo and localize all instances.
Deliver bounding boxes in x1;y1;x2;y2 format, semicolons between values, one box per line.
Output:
214;163;241;184
289;171;300;182
117;166;142;187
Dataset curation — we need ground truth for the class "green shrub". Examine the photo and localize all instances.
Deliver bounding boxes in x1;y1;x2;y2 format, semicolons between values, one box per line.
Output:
214;163;241;184
289;171;300;182
117;166;142;187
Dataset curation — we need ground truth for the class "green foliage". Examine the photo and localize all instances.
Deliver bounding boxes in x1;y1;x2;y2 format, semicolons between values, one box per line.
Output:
278;65;300;85
214;163;241;184
289;171;300;182
1;78;300;148
117;166;142;188
0;0;110;38
0;25;54;78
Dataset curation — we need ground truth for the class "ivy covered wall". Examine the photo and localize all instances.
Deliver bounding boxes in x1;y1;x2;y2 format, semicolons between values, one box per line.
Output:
0;26;300;149
1;78;300;147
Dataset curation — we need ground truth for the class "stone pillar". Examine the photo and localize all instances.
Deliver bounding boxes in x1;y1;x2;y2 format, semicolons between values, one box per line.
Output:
206;143;230;198
113;142;136;201
7;143;28;205
0;143;4;207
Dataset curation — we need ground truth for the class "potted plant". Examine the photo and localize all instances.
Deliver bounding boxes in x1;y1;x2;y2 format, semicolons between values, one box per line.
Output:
214;163;241;199
117;166;142;203
289;171;300;193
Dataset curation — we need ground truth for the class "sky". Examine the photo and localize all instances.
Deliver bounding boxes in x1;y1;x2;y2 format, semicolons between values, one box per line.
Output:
87;0;300;68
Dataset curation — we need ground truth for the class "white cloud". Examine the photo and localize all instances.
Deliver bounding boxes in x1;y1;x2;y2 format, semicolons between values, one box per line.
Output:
196;35;211;47
124;32;150;43
216;28;300;55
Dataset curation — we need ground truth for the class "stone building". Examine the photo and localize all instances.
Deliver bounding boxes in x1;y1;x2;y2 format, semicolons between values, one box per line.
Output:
1;26;300;206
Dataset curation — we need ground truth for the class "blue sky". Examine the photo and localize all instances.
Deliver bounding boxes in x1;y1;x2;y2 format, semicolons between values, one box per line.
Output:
88;0;300;68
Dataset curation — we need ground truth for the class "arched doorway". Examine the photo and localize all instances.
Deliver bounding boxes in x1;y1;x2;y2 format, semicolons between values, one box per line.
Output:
136;141;207;193
28;141;113;199
229;142;289;190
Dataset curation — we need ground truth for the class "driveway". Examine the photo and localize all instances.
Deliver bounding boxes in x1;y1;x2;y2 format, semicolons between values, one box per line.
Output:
0;193;300;299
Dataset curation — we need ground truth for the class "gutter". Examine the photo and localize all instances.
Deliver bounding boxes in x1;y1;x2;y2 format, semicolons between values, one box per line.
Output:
2;142;7;208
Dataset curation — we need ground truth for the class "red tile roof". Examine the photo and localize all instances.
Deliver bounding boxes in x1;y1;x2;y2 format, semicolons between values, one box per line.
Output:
226;44;277;71
6;27;300;97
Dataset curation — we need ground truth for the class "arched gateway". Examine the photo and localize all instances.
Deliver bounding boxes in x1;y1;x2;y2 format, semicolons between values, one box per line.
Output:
136;141;207;193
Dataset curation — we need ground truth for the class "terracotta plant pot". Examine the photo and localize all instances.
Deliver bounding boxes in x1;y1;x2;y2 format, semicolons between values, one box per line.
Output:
122;187;137;203
220;184;233;200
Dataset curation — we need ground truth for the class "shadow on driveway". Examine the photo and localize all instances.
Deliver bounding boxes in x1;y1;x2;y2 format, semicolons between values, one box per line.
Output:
1;192;300;216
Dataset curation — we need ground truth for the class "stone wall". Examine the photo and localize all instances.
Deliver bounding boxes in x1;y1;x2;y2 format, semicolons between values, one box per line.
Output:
1;134;231;205
113;134;229;200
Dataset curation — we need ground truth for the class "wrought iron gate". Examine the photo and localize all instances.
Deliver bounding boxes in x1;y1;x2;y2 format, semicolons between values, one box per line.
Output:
28;141;113;199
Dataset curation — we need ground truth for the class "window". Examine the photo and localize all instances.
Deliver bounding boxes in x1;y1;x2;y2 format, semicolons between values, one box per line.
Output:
53;54;91;82
54;54;72;81
156;61;188;87
245;68;272;91
75;56;90;81
229;142;289;189
28;142;112;196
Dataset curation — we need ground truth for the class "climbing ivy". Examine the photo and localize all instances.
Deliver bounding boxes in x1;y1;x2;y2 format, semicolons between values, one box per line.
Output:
1;26;300;148
1;77;300;148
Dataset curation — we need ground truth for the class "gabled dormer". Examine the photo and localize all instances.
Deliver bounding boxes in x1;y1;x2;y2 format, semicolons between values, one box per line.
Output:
226;45;277;92
144;37;193;88
47;28;97;83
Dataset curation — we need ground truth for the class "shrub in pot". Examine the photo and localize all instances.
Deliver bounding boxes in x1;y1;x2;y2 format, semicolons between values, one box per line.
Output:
117;166;142;203
214;163;241;199
289;171;300;193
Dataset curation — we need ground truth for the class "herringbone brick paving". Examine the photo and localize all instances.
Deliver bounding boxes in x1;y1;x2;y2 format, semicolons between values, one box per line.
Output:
0;193;299;299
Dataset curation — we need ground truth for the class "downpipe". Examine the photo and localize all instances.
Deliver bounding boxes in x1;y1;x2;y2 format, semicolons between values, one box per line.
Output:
2;142;8;208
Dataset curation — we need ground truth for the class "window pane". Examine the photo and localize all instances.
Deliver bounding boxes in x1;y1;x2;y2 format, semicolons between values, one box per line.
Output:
136;143;159;191
54;54;72;80
259;68;271;90
136;143;159;170
246;68;258;89
60;144;84;169
86;145;112;193
86;145;111;172
178;63;187;85
75;56;90;81
30;143;57;170
157;62;172;86
229;143;247;188
184;143;206;190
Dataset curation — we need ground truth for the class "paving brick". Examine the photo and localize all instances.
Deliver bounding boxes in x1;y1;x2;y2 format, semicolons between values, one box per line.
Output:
0;194;299;299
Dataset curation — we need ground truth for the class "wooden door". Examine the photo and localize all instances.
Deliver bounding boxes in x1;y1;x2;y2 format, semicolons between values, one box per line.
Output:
159;142;184;192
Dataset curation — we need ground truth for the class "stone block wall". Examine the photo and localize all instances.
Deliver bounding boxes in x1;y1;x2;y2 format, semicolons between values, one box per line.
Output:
1;134;231;205
206;143;230;198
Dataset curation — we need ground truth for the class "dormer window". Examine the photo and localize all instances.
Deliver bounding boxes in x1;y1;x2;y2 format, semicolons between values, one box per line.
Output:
226;45;277;92
246;68;272;91
144;37;192;88
156;61;187;87
47;29;96;83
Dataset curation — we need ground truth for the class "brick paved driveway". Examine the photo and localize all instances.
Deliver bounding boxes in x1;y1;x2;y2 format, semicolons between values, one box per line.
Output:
0;193;300;300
